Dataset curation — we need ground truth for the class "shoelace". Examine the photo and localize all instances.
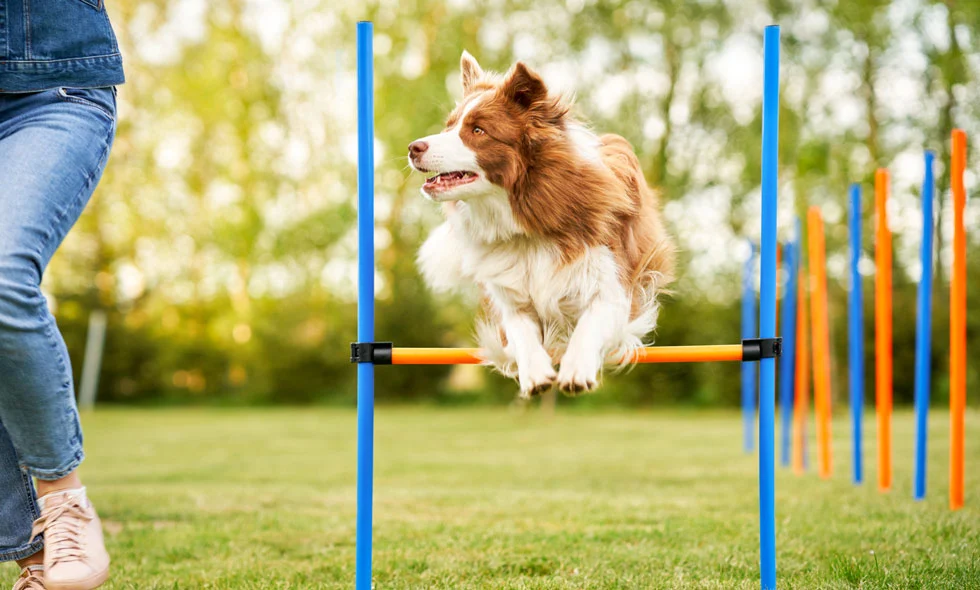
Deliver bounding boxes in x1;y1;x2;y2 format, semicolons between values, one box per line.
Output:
30;498;93;565
13;567;44;590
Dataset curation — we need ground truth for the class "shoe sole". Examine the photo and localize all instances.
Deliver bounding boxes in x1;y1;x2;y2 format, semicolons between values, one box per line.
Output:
44;566;109;590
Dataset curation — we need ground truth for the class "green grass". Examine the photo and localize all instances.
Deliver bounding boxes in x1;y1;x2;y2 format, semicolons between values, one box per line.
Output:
3;407;978;589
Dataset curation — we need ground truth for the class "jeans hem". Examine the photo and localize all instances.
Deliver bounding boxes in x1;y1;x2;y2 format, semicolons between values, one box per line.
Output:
0;538;44;563
22;449;85;481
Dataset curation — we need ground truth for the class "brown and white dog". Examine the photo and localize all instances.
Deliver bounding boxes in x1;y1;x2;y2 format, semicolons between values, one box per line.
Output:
408;52;674;397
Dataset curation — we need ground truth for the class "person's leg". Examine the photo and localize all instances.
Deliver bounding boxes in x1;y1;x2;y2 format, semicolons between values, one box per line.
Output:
0;87;117;587
0;421;45;567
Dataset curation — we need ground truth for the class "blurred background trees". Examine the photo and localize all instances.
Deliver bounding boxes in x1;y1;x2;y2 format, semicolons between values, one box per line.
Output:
47;0;978;407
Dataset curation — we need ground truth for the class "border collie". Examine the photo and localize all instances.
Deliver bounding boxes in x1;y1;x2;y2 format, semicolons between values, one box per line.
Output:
408;52;675;397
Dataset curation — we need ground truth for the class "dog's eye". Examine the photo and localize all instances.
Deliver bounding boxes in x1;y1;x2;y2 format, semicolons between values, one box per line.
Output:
473;126;485;135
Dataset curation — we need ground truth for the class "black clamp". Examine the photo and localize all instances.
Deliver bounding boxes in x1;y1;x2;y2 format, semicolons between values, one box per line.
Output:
741;337;782;362
350;342;393;365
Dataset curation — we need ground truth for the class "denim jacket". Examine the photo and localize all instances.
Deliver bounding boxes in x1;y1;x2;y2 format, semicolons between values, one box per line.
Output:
0;0;125;93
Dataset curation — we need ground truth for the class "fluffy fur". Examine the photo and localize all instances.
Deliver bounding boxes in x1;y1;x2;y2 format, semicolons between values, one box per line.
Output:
409;52;675;397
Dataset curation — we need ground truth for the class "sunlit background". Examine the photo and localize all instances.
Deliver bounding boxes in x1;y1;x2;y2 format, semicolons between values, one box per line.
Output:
48;0;979;407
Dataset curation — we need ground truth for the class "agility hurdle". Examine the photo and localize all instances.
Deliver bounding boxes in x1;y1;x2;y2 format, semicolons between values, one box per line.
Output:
904;135;967;507
848;184;865;486
351;21;782;590
949;129;967;511
779;237;799;469
875;168;894;493
742;243;758;453
354;343;759;365
797;134;967;509
913;151;936;500
792;231;810;475
743;234;799;469
808;207;833;479
908;133;969;507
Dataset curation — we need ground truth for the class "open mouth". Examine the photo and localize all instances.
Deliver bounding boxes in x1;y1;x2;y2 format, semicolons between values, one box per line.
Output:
423;171;479;192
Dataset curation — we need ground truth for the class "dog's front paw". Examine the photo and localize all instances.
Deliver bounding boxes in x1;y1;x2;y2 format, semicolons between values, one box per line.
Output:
557;353;599;395
518;355;557;398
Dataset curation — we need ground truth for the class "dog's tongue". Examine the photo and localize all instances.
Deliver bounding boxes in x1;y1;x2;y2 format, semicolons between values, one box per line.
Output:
427;171;461;185
425;171;475;188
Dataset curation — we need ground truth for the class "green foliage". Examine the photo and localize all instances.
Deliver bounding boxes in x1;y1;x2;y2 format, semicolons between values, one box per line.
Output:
47;0;980;406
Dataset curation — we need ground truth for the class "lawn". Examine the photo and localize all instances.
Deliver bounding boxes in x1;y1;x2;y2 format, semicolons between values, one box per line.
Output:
3;406;978;589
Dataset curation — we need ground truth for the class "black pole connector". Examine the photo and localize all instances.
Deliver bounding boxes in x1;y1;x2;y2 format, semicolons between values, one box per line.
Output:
741;337;782;362
351;342;393;365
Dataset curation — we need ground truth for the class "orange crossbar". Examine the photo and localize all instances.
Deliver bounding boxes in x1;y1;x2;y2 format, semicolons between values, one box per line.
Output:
391;348;485;365
391;344;745;365
632;345;743;363
950;129;967;511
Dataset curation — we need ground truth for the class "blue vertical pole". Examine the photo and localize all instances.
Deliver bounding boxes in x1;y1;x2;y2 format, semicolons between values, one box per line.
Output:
913;151;936;500
742;243;757;453
849;183;864;486
355;21;375;590
778;241;798;467
759;25;779;590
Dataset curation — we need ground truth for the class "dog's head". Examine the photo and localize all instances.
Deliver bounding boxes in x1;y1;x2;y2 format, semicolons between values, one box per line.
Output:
408;52;568;202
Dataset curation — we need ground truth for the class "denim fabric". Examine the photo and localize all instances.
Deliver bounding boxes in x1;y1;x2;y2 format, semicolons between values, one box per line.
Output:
0;0;125;92
0;86;116;561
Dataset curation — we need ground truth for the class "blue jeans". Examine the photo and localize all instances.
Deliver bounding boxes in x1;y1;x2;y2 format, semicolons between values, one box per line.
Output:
0;87;116;562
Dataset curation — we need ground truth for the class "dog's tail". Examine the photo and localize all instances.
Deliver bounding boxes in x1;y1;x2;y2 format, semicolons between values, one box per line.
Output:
597;133;676;370
602;266;669;373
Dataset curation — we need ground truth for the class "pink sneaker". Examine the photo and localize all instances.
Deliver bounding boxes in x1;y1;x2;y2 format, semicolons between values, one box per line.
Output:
30;489;109;590
12;565;44;590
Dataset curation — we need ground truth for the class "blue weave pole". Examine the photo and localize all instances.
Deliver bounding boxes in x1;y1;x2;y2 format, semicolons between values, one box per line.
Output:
778;240;798;467
759;25;780;590
848;183;864;485
741;242;757;453
913;150;936;501
355;21;376;590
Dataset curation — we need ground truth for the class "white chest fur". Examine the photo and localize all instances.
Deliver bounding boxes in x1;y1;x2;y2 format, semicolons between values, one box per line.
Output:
473;239;612;327
418;197;615;328
418;192;656;395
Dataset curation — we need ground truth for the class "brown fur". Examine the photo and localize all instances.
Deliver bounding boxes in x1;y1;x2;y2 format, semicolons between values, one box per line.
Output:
449;60;675;319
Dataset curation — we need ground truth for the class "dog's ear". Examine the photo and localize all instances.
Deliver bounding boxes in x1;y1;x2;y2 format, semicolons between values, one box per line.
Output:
502;62;547;110
460;50;484;93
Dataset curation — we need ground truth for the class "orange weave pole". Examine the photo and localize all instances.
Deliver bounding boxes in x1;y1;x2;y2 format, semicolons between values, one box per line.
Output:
776;242;782;335
875;168;893;493
390;344;745;365
808;207;833;479
792;259;810;476
950;130;967;510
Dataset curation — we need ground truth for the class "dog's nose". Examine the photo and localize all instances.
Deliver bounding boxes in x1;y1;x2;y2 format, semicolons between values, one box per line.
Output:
408;141;429;157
